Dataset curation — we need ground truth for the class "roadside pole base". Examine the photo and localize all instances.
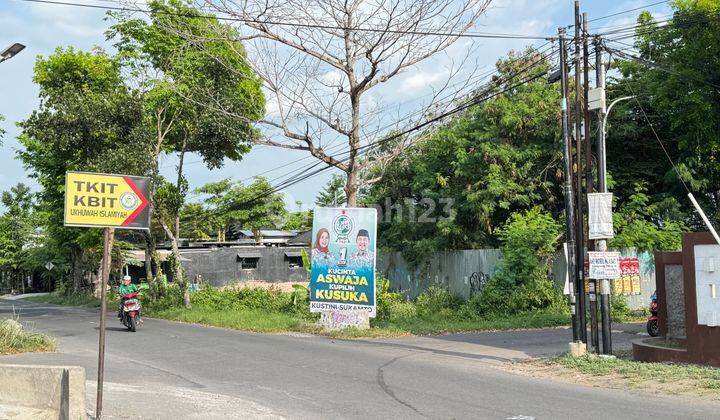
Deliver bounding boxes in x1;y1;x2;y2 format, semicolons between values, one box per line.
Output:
568;341;587;357
318;309;370;331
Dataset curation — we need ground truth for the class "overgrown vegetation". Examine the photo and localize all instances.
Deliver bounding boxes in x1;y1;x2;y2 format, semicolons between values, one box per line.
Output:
553;353;720;396
0;318;56;355
26;280;570;338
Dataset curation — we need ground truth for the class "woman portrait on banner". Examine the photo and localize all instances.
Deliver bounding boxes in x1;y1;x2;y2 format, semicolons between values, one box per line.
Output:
312;228;336;266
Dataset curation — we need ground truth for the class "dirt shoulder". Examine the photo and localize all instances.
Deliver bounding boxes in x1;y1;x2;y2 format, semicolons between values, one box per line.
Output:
501;352;720;405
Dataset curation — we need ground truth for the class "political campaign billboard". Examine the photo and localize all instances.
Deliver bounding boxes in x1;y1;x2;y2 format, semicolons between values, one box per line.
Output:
309;207;377;317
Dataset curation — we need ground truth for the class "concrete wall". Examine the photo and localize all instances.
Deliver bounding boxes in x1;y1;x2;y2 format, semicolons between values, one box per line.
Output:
378;249;503;300
380;247;656;309
0;364;85;419
180;246;309;287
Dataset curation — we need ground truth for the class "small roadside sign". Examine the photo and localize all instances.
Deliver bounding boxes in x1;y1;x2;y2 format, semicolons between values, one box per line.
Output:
64;171;150;229
588;251;621;279
45;261;54;271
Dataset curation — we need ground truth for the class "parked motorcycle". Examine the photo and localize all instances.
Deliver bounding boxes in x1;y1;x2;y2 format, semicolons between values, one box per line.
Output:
120;292;142;332
646;291;659;337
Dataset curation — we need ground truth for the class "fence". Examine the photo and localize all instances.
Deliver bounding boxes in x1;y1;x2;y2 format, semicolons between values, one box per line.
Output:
379;248;656;309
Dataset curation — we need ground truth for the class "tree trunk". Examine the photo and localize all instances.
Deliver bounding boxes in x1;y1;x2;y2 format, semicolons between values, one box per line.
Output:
70;247;84;294
176;143;190;308
144;232;155;282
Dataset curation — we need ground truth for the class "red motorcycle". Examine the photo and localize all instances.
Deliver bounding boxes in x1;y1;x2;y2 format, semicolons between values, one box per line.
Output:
120;292;142;332
646;292;659;337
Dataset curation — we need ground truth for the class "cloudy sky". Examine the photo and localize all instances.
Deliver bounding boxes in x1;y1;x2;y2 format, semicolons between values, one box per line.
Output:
0;0;671;210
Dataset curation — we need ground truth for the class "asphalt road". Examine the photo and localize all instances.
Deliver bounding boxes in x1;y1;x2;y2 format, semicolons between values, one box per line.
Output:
1;298;717;419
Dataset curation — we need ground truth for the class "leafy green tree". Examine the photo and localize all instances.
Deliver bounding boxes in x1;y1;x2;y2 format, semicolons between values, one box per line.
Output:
17;47;152;292
610;184;686;252
179;203;214;241
608;1;720;229
365;48;563;261
196;178;287;240
109;0;264;305
283;211;313;231
315;174;346;207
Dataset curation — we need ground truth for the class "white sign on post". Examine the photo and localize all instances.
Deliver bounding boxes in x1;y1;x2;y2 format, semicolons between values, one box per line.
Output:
588;251;621;279
588;193;614;239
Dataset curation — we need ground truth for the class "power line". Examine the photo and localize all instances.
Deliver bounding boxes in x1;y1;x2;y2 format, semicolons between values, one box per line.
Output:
237;53;555;207
587;0;670;24
15;0;555;40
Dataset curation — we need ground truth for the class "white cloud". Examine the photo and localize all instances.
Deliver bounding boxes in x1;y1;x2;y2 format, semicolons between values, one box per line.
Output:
398;70;447;94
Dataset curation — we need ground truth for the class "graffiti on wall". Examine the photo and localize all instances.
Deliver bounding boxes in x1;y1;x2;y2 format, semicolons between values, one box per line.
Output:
469;271;490;295
614;257;641;296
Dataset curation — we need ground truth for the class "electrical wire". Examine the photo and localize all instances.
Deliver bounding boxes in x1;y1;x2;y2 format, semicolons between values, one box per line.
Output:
15;0;555;40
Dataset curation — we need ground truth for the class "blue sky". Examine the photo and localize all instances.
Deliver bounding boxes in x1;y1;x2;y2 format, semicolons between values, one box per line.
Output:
0;0;672;210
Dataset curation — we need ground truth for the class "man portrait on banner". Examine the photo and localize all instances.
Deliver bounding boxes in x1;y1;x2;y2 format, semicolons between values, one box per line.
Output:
348;229;374;268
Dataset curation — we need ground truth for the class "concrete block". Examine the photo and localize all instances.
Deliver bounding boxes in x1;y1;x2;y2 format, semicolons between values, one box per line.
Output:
318;309;370;331
0;364;85;420
567;341;587;357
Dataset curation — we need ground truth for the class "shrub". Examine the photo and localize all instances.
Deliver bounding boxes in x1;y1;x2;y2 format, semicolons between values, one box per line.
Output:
0;318;56;354
470;208;566;316
375;278;405;321
415;286;462;318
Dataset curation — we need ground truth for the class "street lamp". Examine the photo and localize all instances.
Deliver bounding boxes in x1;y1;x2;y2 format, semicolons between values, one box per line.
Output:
0;43;26;63
598;95;635;191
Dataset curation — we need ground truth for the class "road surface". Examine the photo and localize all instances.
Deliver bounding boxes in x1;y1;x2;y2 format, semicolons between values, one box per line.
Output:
1;298;717;419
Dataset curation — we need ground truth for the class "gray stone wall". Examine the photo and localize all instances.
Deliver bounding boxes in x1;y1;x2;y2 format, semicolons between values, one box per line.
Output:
665;264;686;339
179;246;309;287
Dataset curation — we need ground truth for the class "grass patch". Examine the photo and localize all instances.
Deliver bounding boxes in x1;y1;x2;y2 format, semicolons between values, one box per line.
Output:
25;292;101;308
24;286;571;338
0;318;56;355
512;352;720;403
148;307;323;334
556;353;720;385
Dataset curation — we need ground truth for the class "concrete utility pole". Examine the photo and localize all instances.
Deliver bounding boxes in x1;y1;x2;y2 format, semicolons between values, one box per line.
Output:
573;0;587;344
582;13;599;354
594;39;613;355
556;28;581;343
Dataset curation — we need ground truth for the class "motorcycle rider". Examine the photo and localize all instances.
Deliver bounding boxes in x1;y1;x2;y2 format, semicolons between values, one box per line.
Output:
117;275;140;318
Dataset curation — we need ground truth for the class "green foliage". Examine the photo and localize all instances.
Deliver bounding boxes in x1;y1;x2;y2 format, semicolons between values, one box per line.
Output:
315;174;346;207
415;286;463;318
607;1;720;229
610;184;685;251
192;177;287;240
469;209;566;316
283;210;313;231
16;46;152;292
0;318;56;355
365;48;562;259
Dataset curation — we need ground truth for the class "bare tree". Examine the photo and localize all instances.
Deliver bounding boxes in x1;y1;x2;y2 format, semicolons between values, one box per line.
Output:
188;0;492;206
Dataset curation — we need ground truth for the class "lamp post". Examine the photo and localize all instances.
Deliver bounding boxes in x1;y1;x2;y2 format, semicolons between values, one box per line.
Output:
0;43;26;63
598;95;635;191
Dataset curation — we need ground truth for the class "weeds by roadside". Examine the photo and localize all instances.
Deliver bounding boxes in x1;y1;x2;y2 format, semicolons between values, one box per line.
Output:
0;318;56;355
25;292;102;308
511;351;720;403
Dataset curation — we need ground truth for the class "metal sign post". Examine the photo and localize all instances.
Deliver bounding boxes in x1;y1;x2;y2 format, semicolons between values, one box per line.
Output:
63;171;150;419
96;227;115;419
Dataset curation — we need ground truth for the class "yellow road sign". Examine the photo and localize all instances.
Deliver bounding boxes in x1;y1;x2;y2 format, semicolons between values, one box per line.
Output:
64;171;151;229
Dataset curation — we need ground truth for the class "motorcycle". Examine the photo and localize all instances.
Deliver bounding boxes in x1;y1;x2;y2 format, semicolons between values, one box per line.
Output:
646;291;659;337
120;292;142;332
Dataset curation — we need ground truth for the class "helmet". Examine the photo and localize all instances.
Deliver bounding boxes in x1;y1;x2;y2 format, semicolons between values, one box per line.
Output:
122;275;131;282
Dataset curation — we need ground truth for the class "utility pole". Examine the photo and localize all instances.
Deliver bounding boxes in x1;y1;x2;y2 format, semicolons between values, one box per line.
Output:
557;28;581;342
573;0;587;344
582;12;599;354
594;38;613;355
